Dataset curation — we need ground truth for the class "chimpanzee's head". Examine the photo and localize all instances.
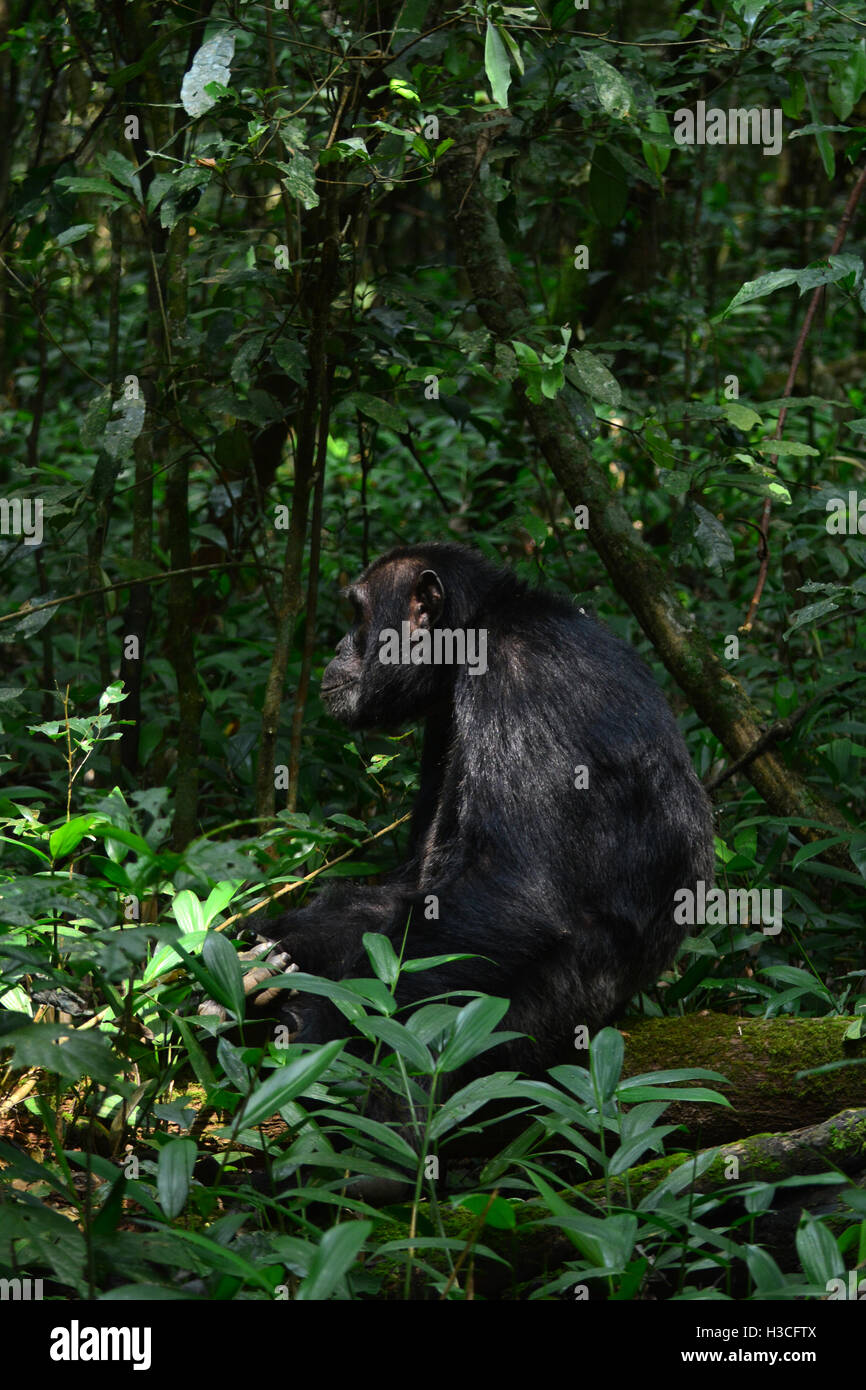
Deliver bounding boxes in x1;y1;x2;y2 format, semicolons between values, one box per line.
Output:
320;545;495;729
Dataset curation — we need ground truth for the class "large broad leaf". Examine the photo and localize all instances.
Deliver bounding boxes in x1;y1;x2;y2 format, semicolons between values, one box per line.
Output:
181;33;235;118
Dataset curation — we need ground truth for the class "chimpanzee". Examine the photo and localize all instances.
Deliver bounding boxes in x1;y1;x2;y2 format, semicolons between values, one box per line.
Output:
266;543;714;1079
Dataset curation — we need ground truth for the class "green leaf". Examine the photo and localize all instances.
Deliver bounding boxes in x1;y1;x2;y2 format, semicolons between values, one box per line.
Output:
850;833;866;880
641;110;672;176
55;223;95;248
608;1129;674;1175
658;469;690;495
101;151;141;194
723;401;762;431
692;503;734;573
346;391;409;432
49;814;103;859
520;513;549;546
401;953;477;972
358;1016;433;1070
719;269;800;318
484;21;512;108
389;76;420;101
201;880;241;928
644;421;676;470
828;47;866;121
640;1149;721;1208
157;1139;197;1219
744;1243;786;1294
781;71;807;120
455;1194;517;1229
583;52;634;119
612;1085;730;1104
436;995;510;1072
99;680;127;711
566;350;622;406
617;1067;728;1091
142;931;209;986
805;81;834;180
363;931;401;986
56;177;129;201
785;598;840;634
90;823;153;859
217;1035;252;1092
274;155;320;210
756;439;819;457
428;1072;522;1140
240;1040;344;1129
172;890;205;934
796;253;862;293
296;1221;372;1300
796;1212;844;1284
2;1023;121;1084
590;1027;624;1101
172;1015;217;1092
202;931;246;1020
791;836;848;869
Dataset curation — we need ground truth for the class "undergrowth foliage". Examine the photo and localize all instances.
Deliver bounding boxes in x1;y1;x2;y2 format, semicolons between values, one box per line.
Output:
0;692;859;1299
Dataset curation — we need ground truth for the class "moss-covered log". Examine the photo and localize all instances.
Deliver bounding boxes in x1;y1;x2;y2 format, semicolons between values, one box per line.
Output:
622;1014;866;1145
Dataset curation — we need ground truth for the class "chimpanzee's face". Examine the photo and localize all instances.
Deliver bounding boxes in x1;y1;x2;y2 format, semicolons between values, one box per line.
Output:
319;562;445;730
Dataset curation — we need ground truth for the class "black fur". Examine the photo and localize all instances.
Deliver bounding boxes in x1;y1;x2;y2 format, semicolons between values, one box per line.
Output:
268;544;714;1077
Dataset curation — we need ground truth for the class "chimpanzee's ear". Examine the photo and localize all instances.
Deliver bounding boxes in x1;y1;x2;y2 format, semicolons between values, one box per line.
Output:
409;569;445;629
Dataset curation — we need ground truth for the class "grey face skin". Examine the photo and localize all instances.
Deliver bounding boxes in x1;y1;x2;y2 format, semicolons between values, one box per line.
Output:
319;563;446;730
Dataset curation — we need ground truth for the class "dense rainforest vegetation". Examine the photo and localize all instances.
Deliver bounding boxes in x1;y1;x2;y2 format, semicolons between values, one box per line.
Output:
0;0;865;1311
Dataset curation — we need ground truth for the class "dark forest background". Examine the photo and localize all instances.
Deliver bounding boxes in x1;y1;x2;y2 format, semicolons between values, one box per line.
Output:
0;0;865;1304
